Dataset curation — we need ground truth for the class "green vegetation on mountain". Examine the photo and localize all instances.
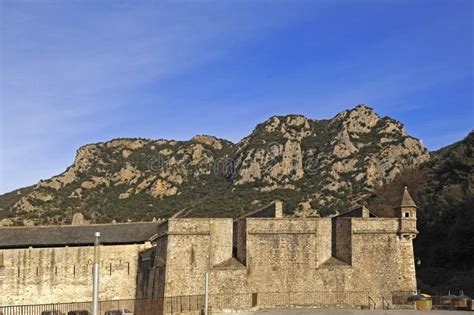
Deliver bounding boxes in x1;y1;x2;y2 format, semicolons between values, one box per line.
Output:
0;105;430;225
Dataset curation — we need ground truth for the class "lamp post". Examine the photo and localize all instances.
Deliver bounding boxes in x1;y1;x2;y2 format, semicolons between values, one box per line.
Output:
204;255;209;315
92;232;101;315
415;257;421;298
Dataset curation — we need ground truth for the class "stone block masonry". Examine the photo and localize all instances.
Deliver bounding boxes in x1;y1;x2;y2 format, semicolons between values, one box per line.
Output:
137;194;419;312
0;243;151;306
0;221;160;306
1;190;419;312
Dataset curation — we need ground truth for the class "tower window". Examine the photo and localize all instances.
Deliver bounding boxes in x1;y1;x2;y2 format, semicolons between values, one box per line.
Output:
404;212;410;218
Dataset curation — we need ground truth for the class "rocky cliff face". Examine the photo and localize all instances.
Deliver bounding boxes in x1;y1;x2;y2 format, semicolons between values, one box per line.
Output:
229;105;429;215
0;105;430;225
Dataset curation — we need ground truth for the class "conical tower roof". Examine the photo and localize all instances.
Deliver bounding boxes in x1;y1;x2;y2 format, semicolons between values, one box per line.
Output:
397;186;418;208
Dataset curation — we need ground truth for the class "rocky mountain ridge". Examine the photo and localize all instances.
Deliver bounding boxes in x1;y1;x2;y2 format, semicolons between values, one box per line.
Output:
0;105;430;225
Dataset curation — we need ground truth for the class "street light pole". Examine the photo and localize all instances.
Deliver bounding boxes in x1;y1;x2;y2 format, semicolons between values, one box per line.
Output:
204;272;209;315
204;255;209;315
92;232;101;315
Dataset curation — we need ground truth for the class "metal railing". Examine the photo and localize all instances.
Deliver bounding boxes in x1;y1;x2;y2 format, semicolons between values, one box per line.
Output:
208;290;373;310
163;295;204;314
1;291;420;314
391;290;416;306
381;296;390;310
368;296;376;309
0;296;204;315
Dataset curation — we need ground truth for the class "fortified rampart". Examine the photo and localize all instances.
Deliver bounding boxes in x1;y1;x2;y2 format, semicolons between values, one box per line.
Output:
0;222;158;306
137;190;419;312
0;244;149;306
0;188;419;313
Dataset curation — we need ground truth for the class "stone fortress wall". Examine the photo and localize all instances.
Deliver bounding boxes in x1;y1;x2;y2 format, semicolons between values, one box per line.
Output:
0;188;418;312
0;243;151;306
137;193;419;312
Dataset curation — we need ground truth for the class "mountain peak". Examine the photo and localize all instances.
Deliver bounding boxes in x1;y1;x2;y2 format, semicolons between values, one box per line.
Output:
0;104;431;225
260;114;310;128
354;103;375;111
329;104;381;135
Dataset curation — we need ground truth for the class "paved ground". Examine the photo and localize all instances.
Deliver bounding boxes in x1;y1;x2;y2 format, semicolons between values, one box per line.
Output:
214;309;473;315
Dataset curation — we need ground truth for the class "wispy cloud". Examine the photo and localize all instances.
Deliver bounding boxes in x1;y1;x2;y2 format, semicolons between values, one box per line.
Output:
0;0;472;193
0;0;318;192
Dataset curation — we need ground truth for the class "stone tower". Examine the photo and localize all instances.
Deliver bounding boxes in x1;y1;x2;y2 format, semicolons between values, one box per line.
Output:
395;186;417;219
396;186;418;293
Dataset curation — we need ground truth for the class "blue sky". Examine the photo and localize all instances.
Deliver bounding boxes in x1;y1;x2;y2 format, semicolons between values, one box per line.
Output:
0;0;473;193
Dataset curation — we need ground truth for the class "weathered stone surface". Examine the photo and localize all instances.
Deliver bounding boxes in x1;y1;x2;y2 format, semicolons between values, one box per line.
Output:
228;105;429;213
1;192;418;310
0;243;151;305
1;218;13;226
149;179;177;198
71;212;86;225
119;192;130;199
122;149;133;158
192;135;224;150
137;201;418;312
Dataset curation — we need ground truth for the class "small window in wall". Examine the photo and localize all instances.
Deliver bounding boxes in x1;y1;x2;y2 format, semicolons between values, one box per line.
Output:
404;212;410;218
